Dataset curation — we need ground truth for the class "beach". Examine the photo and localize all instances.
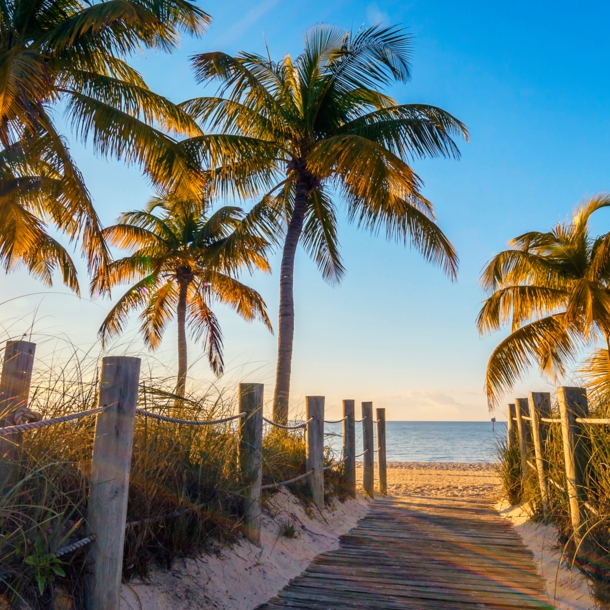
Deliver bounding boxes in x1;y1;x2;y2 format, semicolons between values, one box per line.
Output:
119;460;595;610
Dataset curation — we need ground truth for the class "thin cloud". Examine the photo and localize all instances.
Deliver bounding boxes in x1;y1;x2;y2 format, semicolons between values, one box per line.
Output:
223;0;282;44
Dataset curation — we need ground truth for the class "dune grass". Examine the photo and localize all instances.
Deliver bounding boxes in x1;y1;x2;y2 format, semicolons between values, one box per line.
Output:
496;396;610;601
0;344;345;609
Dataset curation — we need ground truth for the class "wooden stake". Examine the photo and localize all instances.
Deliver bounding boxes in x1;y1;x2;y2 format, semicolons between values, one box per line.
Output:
306;396;325;509
362;401;374;498
0;340;35;488
515;397;531;487
239;383;264;545
558;386;589;541
376;408;387;495
342;399;356;498
529;392;551;514
507;403;517;450
86;356;140;610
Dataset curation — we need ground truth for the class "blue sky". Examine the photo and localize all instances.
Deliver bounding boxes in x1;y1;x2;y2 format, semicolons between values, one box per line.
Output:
3;0;610;420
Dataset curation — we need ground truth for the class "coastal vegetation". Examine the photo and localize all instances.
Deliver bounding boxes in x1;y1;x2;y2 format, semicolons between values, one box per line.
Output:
483;198;610;600
478;195;610;406
93;192;273;394
0;0;468;604
185;24;467;422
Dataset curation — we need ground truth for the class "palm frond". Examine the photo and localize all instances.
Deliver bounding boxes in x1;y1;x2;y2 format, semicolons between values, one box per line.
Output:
485;314;579;408
301;188;345;284
187;285;224;375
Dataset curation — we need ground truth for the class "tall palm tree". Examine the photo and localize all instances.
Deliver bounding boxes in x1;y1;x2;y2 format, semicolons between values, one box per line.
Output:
0;139;79;291
0;0;210;279
183;24;468;422
92;193;273;396
477;195;610;407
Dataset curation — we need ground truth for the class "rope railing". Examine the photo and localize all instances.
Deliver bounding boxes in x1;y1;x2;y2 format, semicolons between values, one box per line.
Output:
0;406;107;436
54;535;96;558
261;469;314;490
521;415;532;421
354;416;368;423
322;456;349;471
136;409;245;426
324;416;347;424
541;417;561;423
576;418;610;424
262;416;312;430
354;449;368;458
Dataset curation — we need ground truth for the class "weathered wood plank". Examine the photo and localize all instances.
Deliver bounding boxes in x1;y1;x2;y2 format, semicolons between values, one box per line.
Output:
256;495;553;609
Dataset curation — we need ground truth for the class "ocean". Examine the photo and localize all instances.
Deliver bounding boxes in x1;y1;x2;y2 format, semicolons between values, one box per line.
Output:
324;421;507;463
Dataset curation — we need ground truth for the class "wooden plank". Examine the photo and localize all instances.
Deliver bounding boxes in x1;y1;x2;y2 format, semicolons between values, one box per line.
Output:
256;494;553;609
342;399;356;498
361;401;374;497
306;396;324;509
0;340;35;488
86;356;141;610
239;383;264;545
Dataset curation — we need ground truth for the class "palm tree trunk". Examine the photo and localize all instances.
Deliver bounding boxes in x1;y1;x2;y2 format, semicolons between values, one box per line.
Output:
272;180;309;424
176;279;188;398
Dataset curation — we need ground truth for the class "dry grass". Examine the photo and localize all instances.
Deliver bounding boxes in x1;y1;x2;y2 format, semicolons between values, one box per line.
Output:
497;396;610;601
0;344;342;609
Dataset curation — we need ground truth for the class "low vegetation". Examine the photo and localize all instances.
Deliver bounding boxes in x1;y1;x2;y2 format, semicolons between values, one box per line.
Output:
496;394;610;602
0;345;344;609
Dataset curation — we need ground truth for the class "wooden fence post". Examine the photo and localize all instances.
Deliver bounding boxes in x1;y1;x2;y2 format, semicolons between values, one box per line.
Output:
0;340;36;487
86;356;140;610
376;408;387;495
507;403;517;450
529;392;551;514
306;396;325;509
342;399;356;498
362;401;374;498
239;383;264;545
515;397;531;489
558;386;589;541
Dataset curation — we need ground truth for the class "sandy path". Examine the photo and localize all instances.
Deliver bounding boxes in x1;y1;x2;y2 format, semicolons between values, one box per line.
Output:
121;462;595;610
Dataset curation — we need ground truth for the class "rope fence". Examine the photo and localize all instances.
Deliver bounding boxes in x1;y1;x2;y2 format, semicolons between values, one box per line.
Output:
261;469;314;490
136;409;245;425
0;406;107;435
324;416;347;424
0;340;389;610
262;416;312;430
54;535;96;558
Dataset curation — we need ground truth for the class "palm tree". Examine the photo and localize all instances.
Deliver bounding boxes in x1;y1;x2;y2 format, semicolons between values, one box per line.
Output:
0;139;79;291
0;0;210;279
183;24;468;422
477;195;610;407
92;193;273;396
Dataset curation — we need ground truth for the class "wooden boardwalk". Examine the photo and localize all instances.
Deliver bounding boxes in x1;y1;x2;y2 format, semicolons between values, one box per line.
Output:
258;496;554;609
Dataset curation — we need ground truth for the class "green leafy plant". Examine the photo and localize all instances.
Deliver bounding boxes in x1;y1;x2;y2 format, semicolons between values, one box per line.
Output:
24;536;66;596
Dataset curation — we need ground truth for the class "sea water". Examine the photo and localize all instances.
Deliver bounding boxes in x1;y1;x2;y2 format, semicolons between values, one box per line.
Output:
323;421;507;463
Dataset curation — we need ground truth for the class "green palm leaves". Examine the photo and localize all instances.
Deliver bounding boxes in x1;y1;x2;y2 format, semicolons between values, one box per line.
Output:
93;193;272;395
185;24;467;421
478;195;610;407
0;0;210;279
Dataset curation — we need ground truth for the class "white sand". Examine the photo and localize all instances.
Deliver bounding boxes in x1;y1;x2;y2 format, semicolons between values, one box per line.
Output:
497;500;596;610
120;462;599;610
120;490;369;610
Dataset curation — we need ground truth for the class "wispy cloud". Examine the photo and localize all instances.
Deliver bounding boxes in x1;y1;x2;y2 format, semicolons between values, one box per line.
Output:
366;3;389;26
223;0;282;44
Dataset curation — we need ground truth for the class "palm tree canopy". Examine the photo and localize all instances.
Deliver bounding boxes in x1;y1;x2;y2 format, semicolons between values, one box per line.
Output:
93;193;273;374
0;0;210;279
477;194;610;407
182;24;467;280
0;138;79;292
